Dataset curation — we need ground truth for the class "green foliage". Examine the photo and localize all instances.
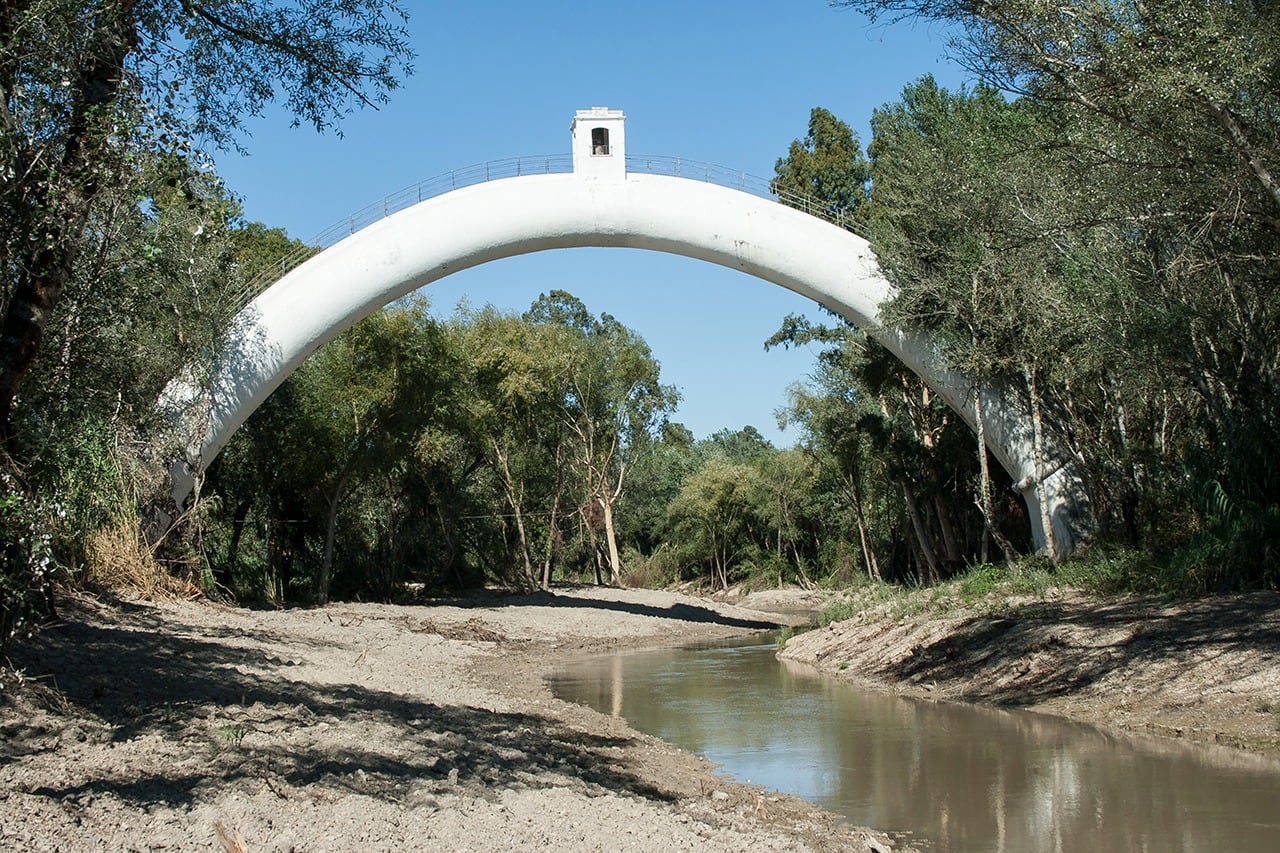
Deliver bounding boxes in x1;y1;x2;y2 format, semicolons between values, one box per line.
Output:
15;0;1280;616
833;0;1280;588
204;290;680;600
773;107;872;226
954;563;1004;602
0;472;55;655
0;1;416;439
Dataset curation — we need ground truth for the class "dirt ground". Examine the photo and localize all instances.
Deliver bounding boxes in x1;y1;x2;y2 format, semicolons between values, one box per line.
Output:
779;586;1280;755
1;586;899;853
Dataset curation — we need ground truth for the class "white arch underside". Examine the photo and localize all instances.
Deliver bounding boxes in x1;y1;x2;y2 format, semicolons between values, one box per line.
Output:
169;172;1090;552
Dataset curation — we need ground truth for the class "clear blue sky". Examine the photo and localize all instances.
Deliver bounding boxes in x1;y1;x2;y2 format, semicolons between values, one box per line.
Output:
214;1;967;445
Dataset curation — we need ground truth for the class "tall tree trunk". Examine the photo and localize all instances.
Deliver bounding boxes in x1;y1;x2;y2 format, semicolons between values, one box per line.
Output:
900;479;940;584
540;484;562;592
847;468;881;581
932;491;962;565
317;469;353;605
0;4;137;440
492;441;535;589
1023;361;1060;564
788;539;813;589
600;494;623;586
973;386;1016;566
717;533;729;591
220;495;254;590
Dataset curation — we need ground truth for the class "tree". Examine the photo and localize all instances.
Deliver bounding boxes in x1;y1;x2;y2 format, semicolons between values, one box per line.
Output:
752;449;821;587
772;107;871;227
668;457;763;591
0;0;414;443
451;305;570;590
526;291;678;586
867;78;1080;563
778;334;887;582
16;152;246;443
614;423;702;558
835;0;1280;584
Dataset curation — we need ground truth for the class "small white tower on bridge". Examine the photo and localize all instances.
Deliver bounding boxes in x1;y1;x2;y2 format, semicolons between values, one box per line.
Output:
571;107;626;180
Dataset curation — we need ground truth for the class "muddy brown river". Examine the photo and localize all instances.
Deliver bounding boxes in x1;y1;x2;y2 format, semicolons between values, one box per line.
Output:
547;638;1280;852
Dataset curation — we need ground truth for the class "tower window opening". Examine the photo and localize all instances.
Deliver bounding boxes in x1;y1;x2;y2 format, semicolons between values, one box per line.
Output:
591;127;610;155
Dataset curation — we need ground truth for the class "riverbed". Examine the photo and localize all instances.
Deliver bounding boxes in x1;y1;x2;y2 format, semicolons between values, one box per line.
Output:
6;583;1280;851
1;587;892;852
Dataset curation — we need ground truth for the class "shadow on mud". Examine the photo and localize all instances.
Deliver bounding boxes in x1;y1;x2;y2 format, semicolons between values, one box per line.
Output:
428;585;782;632
886;592;1280;705
3;598;676;810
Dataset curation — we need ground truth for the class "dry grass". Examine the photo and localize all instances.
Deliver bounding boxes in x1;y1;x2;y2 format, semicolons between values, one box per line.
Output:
84;516;200;600
213;822;248;853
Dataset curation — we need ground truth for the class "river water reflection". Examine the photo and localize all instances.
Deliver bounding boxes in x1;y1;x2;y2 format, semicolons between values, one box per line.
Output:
546;638;1280;852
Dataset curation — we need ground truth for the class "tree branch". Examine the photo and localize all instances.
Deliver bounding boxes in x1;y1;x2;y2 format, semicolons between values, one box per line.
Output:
180;1;376;109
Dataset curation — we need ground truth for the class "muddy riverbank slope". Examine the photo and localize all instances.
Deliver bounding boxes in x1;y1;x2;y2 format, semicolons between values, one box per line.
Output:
778;586;1280;754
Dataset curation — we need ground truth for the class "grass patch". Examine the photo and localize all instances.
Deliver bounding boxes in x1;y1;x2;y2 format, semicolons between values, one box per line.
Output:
815;543;1229;634
219;723;247;747
816;580;898;627
955;563;1004;601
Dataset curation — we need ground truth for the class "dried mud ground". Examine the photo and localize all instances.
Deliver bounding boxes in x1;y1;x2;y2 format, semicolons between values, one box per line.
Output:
1;586;899;853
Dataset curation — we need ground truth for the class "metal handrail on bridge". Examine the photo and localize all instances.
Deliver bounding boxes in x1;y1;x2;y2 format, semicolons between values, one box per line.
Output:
234;154;865;312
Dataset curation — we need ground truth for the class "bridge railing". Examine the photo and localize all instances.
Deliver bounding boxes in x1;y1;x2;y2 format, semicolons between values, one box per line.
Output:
623;156;864;237
232;154;865;312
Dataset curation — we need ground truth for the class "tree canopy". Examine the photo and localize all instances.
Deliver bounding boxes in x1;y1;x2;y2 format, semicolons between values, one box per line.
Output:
0;0;415;442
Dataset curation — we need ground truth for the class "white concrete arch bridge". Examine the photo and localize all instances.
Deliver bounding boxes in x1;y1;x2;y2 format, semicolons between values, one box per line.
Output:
167;107;1092;553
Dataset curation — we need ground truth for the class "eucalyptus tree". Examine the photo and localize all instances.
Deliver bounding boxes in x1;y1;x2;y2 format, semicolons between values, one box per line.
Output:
751;448;823;587
770;101;1002;579
777;326;890;581
865;78;1087;563
207;296;485;602
525;291;678;586
451;305;572;590
613;422;702;561
668;456;763;591
282;305;434;603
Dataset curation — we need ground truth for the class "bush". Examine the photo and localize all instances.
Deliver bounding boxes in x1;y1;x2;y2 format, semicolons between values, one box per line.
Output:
0;471;55;655
619;544;681;589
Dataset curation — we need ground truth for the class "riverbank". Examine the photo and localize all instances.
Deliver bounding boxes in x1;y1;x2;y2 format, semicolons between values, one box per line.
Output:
1;586;900;852
778;584;1280;755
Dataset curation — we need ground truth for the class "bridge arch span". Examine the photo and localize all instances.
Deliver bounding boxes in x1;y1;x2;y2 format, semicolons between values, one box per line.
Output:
172;170;1091;552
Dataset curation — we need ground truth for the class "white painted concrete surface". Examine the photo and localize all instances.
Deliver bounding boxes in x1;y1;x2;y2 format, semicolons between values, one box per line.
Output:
571;107;626;180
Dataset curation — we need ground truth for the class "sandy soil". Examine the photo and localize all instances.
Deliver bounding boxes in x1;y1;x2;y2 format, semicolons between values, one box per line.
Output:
1;586;899;853
779;586;1280;754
